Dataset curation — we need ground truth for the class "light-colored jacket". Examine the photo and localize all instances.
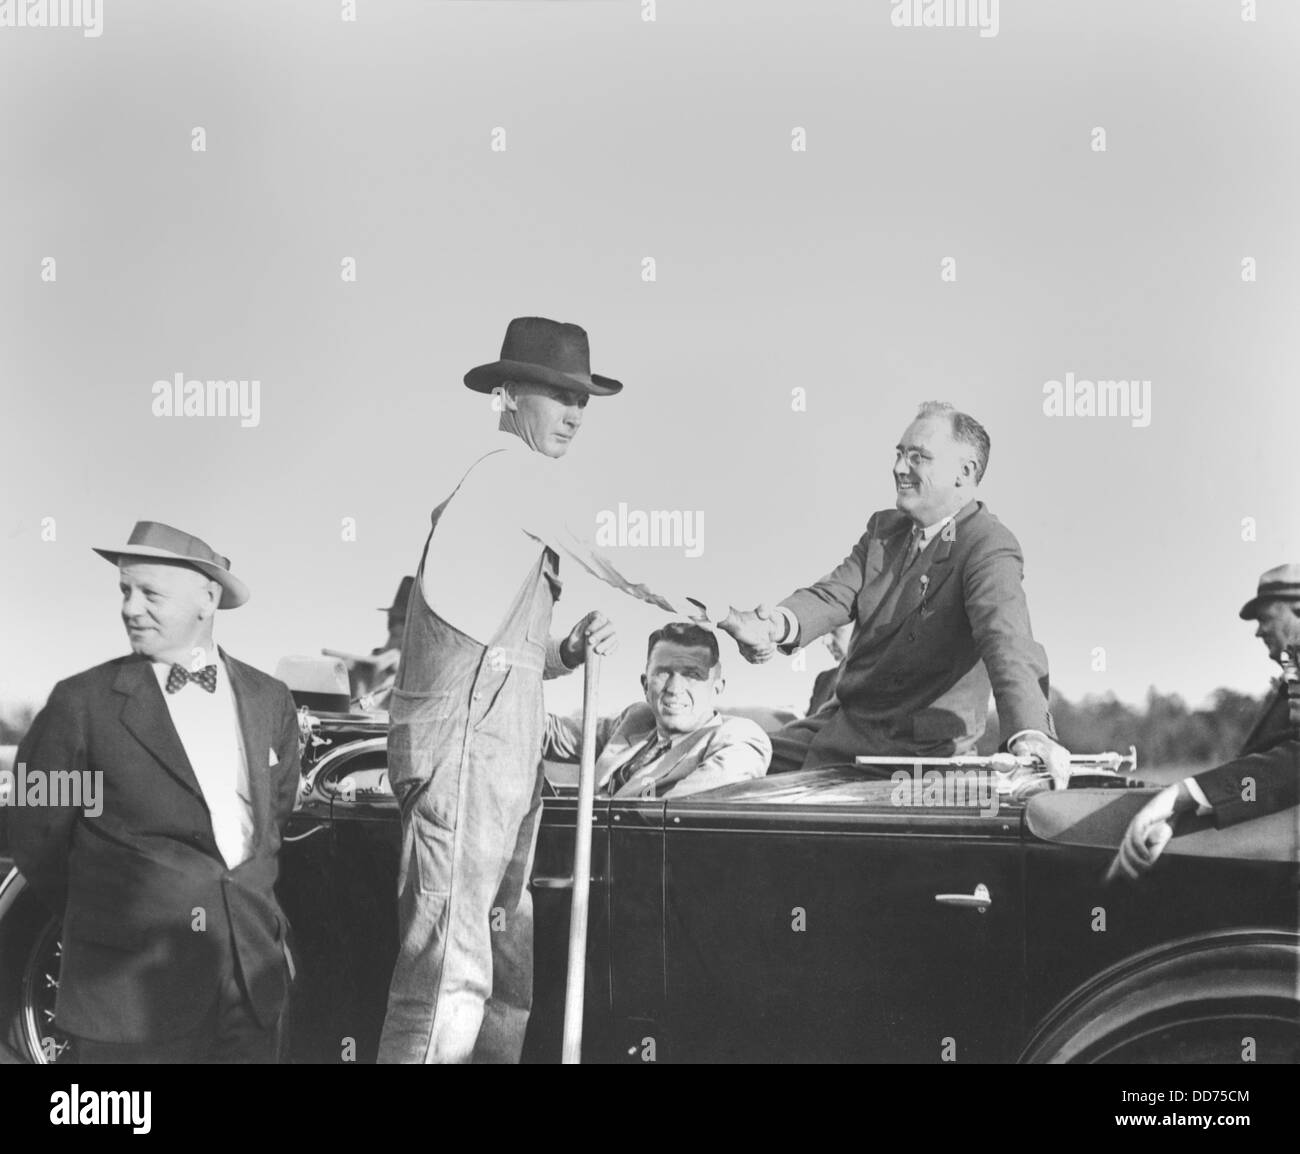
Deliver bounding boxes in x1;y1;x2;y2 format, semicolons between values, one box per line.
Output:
542;702;771;799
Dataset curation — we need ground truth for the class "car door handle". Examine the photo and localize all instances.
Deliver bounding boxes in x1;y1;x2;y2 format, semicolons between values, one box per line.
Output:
934;884;991;913
531;876;575;890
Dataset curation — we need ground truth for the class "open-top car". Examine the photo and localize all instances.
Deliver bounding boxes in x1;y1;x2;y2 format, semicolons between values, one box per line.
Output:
3;706;1297;1064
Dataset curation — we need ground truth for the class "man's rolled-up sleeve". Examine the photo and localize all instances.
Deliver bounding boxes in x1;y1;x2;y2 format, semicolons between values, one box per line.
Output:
8;684;85;913
963;535;1054;741
543;637;573;680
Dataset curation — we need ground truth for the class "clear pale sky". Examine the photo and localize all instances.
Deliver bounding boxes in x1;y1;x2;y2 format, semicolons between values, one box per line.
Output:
2;0;1297;727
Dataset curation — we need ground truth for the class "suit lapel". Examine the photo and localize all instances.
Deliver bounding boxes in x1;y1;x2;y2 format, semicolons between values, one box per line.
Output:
223;650;271;849
114;656;206;803
626;718;721;795
648;721;718;790
855;521;913;634
884;500;980;624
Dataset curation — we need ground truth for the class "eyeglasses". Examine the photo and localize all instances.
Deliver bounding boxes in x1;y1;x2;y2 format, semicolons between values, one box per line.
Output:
894;448;932;469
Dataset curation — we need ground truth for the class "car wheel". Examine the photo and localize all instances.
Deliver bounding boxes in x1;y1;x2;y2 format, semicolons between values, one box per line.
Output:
1;888;73;1065
17;916;72;1063
1022;928;1300;1064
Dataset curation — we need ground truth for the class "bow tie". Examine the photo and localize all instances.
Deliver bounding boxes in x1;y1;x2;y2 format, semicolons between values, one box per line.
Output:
166;663;218;694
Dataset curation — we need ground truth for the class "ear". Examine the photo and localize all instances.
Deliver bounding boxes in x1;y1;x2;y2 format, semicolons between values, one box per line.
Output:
640;673;648;695
196;580;221;621
956;457;977;487
712;676;726;698
495;383;519;412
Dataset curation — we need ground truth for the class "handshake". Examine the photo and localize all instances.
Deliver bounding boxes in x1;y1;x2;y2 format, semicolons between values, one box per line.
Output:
561;603;790;667
716;604;787;664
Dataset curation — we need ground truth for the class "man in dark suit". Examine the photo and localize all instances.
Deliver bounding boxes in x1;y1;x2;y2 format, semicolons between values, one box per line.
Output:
1113;564;1300;879
806;624;853;716
10;521;301;1062
720;401;1071;784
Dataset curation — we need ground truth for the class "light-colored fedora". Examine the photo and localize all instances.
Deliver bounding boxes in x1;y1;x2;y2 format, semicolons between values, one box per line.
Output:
93;520;249;609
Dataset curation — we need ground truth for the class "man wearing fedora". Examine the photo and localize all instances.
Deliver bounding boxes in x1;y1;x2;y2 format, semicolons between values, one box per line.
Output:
360;576;413;710
10;521;302;1062
1113;564;1300;880
379;316;696;1064
324;576;414;710
719;401;1072;785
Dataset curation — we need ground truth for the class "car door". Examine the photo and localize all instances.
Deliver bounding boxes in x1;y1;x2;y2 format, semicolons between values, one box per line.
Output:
1020;785;1300;1061
522;792;614;1063
660;775;1027;1062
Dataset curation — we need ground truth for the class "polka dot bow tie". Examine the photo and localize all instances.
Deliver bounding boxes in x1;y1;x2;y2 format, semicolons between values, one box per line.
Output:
166;663;218;694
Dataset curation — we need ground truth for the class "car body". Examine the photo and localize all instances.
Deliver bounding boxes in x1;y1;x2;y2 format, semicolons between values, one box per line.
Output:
3;709;1297;1064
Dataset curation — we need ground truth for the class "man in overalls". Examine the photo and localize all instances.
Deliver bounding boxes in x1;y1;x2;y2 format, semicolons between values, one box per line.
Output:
378;316;689;1064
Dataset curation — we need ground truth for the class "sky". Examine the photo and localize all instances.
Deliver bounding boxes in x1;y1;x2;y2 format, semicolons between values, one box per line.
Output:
1;0;1297;727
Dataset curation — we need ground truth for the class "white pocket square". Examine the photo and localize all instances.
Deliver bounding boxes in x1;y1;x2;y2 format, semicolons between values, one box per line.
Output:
269;748;279;767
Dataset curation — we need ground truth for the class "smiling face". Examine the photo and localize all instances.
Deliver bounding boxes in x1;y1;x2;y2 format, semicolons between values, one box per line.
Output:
641;640;724;737
893;415;977;527
118;559;219;666
500;381;590;457
1251;600;1300;664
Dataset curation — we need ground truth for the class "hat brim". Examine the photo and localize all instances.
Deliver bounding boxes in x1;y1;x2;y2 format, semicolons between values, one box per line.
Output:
463;359;622;397
93;545;249;609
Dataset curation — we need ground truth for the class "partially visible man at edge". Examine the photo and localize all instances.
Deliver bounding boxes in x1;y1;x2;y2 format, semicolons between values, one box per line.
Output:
10;521;300;1063
377;316;698;1065
1113;564;1300;880
720;401;1072;786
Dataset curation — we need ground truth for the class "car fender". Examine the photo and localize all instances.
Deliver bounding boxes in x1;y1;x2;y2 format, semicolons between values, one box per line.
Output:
1020;927;1300;1063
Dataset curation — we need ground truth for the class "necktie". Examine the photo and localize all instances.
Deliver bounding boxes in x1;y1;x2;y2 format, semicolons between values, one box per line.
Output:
607;735;671;796
167;663;218;694
900;529;924;575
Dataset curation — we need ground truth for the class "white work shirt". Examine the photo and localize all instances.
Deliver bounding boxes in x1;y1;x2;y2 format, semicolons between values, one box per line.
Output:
423;431;687;645
152;658;255;869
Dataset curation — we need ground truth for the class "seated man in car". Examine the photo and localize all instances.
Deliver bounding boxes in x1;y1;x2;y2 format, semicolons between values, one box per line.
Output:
543;621;771;799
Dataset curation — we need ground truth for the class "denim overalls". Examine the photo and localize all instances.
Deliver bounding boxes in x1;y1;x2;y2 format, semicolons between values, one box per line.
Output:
378;457;562;1063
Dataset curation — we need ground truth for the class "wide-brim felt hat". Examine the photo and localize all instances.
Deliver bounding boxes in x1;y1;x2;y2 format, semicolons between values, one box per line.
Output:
1239;563;1300;620
93;520;249;609
464;316;622;396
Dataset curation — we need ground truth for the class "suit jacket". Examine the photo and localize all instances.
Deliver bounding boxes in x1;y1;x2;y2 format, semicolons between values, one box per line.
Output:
9;651;301;1043
1193;740;1298;829
1189;676;1299;828
807;666;841;716
543;703;770;799
1239;680;1295;757
780;501;1053;757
